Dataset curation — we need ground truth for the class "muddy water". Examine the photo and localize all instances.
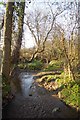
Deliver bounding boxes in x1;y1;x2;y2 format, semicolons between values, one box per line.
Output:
2;72;79;119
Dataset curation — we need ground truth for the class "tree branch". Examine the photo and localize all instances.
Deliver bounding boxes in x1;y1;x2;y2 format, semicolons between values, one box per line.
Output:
0;17;4;30
24;21;38;45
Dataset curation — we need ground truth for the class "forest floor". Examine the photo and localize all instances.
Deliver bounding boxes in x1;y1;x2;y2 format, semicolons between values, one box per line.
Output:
2;69;79;119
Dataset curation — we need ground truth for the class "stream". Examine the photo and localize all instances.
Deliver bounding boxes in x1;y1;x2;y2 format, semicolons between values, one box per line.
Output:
2;72;79;119
18;72;34;97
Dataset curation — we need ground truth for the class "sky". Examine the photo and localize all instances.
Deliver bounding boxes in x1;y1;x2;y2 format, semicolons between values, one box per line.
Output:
23;0;77;48
0;0;78;48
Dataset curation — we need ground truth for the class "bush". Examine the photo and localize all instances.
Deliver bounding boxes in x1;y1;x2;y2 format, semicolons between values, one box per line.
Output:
44;60;63;71
18;63;26;69
56;72;80;109
61;83;80;109
56;72;74;87
18;60;44;70
27;60;43;70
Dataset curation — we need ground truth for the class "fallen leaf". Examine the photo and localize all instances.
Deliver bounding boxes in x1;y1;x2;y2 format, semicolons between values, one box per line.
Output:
52;107;60;113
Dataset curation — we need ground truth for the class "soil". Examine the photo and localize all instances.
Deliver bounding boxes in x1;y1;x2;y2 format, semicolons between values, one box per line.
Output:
2;70;79;119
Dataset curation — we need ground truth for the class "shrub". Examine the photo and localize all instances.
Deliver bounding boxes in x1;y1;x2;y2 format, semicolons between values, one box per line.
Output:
44;60;63;71
61;83;80;109
18;63;26;69
27;60;43;70
56;72;80;109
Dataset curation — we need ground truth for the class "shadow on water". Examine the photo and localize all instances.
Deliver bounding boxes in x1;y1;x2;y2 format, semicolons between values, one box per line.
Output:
11;72;34;97
2;71;80;119
18;72;34;96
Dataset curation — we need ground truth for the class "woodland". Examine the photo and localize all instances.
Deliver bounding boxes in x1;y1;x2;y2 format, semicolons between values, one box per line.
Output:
0;0;80;119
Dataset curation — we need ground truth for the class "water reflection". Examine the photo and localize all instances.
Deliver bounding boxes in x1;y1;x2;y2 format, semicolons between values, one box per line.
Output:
11;72;34;96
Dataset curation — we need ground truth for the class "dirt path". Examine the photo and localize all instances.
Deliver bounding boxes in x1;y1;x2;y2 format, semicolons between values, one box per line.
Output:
2;72;79;119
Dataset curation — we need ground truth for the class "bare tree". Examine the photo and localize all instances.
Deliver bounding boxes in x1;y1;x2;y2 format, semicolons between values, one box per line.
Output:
24;2;71;61
56;23;75;80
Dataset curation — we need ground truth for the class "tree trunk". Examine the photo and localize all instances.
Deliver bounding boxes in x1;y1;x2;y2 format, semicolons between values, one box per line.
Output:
2;1;14;82
11;2;25;65
62;34;75;81
78;2;80;67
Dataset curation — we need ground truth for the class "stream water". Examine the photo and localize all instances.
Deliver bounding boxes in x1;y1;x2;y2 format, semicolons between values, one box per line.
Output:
18;72;34;96
9;72;34;98
2;72;79;119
